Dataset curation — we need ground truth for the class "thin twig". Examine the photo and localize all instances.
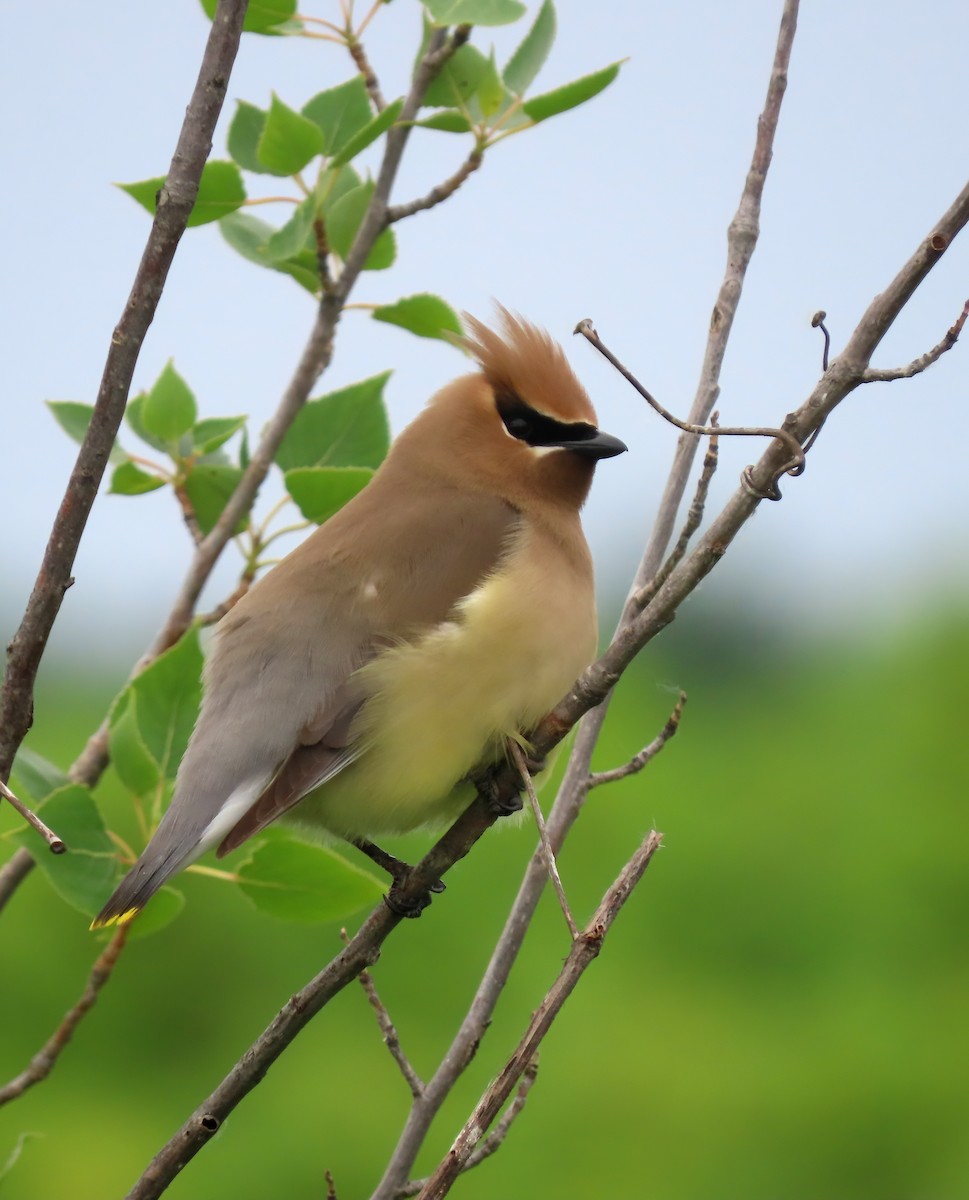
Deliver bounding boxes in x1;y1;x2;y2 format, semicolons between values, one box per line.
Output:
576;319;805;499
415;832;664;1200
0;926;128;1106
386;148;484;224
635;425;719;610
396;1057;539;1197
0;0;249;842
347;36;386;112
342;929;424;1099
861;297;969;382
325;1168;338;1200
586;692;687;791
508;742;577;939
0;781;65;854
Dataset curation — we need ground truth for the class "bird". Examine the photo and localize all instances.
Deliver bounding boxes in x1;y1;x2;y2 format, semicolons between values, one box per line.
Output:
91;307;626;928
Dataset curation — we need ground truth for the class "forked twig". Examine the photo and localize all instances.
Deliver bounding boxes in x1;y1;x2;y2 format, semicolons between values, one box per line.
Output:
575;319;806;500
416;832;664;1200
508;741;578;939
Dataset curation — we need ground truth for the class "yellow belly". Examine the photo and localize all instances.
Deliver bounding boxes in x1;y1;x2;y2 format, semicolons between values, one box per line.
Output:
292;531;596;839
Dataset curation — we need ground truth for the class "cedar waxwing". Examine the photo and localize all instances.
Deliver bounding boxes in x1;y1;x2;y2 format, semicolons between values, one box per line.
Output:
92;309;626;928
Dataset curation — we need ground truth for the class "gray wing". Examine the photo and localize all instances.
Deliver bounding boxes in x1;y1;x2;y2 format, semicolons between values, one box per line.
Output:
92;481;516;924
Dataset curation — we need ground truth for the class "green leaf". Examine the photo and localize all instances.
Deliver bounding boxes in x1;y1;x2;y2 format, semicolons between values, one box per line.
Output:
219;212;321;295
423;0;526;26
265;196;317;262
477;49;507;119
318;163;363;212
414;111;473;133
424;43;489;107
199;0;300;35
302;77;374;160
13;785;118;916
126;392;170;454
191;415;248;456
118;161;246;227
503;0;556;94
126;887;185;939
237;831;384;923
182;464;246;535
372;293;464;341
109;691;162;797
284;466;373;524
142;361;198;444
522;61;622;124
331;97;405;167
109;461;167;496
326;180;396;270
10;747;69;804
275;372;391;471
110;629;204;785
227;100;271;174
46;401;126;464
257;93;325;176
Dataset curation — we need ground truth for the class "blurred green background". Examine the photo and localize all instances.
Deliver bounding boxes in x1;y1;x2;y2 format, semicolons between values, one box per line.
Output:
2;597;966;1199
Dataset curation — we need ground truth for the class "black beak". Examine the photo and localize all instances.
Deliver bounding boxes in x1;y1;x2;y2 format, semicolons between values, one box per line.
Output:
551;429;628;460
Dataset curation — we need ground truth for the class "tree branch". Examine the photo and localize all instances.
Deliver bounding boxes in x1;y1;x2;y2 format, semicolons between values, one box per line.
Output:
0;0;249;821
415;832;664;1200
0;926;128;1107
861;297;969;382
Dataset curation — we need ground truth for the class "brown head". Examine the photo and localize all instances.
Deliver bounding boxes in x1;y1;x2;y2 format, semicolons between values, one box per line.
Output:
389;306;626;513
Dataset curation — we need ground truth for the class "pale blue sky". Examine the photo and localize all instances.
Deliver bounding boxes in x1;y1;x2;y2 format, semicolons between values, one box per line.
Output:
3;1;968;669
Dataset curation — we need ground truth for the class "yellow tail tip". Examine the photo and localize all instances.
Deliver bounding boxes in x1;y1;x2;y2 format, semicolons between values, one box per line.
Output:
89;906;141;931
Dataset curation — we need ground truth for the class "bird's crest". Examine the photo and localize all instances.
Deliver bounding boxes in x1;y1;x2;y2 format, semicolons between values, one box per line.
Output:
462;305;598;427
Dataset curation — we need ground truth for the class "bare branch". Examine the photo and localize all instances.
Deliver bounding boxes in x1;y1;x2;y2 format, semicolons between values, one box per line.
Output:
386;148;485;224
343;930;424;1099
0;0;249;812
0;926;128;1106
576;319;804;500
586;692;687;791
0;780;65;854
861;297;969;382
635;426;719;610
415;832;664;1200
509;742;577;939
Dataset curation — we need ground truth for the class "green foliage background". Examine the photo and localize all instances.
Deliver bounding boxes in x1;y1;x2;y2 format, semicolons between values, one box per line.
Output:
2;605;966;1199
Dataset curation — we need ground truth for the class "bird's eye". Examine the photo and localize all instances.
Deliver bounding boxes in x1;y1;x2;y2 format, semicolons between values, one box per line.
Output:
505;415;532;439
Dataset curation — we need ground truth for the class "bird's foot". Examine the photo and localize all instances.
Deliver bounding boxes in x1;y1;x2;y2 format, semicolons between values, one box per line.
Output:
349;838;445;919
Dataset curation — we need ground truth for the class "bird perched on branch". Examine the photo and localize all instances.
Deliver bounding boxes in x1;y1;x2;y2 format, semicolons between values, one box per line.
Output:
92;308;626;928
